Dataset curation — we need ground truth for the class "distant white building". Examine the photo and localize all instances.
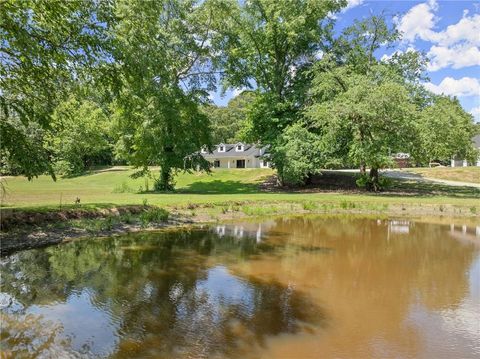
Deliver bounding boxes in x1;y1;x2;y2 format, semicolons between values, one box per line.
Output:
451;135;480;167
201;143;271;169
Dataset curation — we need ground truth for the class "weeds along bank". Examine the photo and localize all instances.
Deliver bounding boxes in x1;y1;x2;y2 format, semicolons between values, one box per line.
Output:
1;196;479;255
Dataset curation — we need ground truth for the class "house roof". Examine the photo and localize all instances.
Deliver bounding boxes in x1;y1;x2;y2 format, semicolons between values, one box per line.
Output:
202;143;269;158
473;135;480;148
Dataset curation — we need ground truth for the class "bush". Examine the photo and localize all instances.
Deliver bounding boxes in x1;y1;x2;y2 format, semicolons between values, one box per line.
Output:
140;207;169;226
355;174;392;191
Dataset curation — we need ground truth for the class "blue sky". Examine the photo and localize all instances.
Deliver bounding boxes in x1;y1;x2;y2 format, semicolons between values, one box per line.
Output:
211;0;480;122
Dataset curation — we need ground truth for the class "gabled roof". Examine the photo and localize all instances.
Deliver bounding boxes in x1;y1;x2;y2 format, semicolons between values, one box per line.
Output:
202;143;269;158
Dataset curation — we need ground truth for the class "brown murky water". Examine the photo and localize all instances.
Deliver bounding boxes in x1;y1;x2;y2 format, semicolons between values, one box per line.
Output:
1;216;479;358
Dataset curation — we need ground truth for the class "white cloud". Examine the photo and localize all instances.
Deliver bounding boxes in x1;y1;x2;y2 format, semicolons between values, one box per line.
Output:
427;44;480;71
469;106;480;122
396;0;439;43
436;14;480;46
424;77;480;97
397;1;480;71
345;0;364;10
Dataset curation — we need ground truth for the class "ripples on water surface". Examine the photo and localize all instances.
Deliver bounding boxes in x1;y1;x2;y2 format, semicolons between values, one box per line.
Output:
1;216;479;358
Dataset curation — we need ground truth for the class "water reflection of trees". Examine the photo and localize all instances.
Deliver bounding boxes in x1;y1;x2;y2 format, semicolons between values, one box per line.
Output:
1;229;324;358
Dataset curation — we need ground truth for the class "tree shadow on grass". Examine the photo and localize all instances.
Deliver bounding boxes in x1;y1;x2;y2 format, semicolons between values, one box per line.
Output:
61;166;129;179
176;180;261;194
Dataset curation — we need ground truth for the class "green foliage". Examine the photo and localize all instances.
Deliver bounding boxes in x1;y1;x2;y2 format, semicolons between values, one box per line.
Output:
140;207;170;226
415;96;477;165
241;205;278;216
241;92;299;144
355;174;392;191
301;17;422;189
111;0;214;191
0;0;113;179
209;0;345;96
46;97;112;176
273;123;325;185
331;15;400;73
208;0;345;177
204;91;257;143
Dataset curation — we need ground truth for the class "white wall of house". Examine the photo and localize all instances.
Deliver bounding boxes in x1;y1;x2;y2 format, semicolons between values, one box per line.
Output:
208;157;269;168
451;157;480;167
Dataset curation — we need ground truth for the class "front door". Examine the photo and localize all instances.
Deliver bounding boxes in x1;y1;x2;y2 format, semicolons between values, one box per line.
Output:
236;159;245;168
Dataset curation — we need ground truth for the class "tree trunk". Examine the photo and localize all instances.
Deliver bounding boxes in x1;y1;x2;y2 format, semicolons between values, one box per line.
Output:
369;167;379;192
155;166;174;191
360;163;366;175
304;173;313;185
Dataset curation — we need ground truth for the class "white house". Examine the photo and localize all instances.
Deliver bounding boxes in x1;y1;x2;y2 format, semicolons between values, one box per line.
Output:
451;135;480;167
201;142;270;169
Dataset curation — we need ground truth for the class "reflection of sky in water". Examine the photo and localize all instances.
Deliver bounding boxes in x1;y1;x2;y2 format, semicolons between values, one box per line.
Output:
406;256;480;358
196;266;255;314
26;289;120;357
7;267;258;357
174;266;255;323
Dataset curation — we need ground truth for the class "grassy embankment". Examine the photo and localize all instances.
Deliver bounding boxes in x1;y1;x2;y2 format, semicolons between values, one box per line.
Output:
1;167;479;219
405;166;480;184
1;166;479;254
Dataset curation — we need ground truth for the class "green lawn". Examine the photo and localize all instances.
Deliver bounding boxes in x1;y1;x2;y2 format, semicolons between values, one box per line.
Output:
1;167;274;208
1;167;479;212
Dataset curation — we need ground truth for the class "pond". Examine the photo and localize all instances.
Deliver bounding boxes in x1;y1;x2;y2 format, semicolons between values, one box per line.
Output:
1;216;479;358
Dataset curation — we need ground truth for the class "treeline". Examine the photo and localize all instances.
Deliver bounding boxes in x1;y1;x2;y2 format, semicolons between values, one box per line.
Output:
1;0;478;190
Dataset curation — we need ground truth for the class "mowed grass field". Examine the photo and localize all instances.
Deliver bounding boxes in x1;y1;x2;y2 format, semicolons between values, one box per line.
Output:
406;166;480;184
1;167;479;212
1;167;272;208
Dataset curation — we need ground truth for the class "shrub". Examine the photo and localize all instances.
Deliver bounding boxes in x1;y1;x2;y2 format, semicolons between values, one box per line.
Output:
140;207;169;225
355;174;392;191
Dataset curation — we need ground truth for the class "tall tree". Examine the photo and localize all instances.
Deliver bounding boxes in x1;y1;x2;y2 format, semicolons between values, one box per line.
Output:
306;63;418;190
0;0;113;179
204;91;256;143
415;96;477;166
207;0;345;161
111;0;216;191
287;16;422;188
46;96;113;175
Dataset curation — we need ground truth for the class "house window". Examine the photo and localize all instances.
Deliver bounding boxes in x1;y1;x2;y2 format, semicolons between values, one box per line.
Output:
236;159;245;168
262;160;269;167
236;145;243;151
218;145;225;152
201;147;207;154
214;160;220;168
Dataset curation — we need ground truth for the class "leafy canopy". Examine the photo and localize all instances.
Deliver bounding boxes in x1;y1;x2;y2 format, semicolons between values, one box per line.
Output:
46;97;112;176
111;0;214;190
0;0;113;179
